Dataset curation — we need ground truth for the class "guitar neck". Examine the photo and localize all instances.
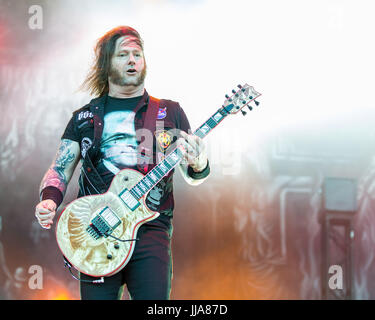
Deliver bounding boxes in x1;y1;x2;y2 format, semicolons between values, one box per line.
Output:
127;106;231;200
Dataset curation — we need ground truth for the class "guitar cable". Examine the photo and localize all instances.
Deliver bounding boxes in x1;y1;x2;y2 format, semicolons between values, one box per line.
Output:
104;232;139;242
63;257;105;284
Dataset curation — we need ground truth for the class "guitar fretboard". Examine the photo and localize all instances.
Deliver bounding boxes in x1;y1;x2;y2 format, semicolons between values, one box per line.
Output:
126;107;230;200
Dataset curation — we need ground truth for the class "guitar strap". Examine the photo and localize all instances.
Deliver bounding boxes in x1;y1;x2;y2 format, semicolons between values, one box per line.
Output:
144;96;161;137
136;96;160;173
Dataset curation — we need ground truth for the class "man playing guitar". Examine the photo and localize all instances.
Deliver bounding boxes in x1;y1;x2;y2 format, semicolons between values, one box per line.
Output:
34;26;210;300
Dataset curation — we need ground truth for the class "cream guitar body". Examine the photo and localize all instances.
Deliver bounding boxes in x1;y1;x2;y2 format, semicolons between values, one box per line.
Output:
56;169;159;278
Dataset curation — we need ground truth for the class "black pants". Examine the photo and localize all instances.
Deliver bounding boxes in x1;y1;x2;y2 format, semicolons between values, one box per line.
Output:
79;215;173;300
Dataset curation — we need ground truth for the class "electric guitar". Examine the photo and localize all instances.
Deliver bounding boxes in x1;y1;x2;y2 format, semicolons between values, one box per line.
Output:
55;84;262;277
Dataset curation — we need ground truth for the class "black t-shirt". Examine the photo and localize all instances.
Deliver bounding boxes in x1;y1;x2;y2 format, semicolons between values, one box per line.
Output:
61;93;191;217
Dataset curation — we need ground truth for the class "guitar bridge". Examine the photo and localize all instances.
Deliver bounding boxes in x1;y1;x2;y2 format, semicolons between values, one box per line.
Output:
86;207;121;240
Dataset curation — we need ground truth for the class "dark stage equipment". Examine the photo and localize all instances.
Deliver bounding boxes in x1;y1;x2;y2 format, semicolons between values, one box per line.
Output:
321;177;357;300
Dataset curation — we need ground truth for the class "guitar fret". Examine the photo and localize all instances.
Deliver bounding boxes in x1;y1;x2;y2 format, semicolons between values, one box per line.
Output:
134;185;142;195
206;117;217;129
164;157;173;166
133;187;142;197
143;177;153;188
170;151;180;162
152;168;162;179
130;188;141;199
200;124;211;134
138;181;147;193
175;148;184;158
213;112;224;123
149;171;158;182
195;130;205;139
148;175;156;185
159;163;167;173
163;159;172;169
168;159;177;167
142;179;151;190
154;166;163;177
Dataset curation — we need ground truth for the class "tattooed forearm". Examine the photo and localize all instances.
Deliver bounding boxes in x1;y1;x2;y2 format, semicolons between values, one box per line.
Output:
39;139;81;196
40;168;67;194
55;140;76;171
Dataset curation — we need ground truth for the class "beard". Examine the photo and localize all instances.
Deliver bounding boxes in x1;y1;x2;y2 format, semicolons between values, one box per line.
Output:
108;63;147;87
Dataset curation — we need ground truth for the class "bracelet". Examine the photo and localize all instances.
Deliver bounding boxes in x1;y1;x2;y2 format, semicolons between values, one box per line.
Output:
187;160;210;180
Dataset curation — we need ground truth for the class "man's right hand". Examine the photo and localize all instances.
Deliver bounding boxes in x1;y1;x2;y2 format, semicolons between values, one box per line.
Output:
35;200;57;229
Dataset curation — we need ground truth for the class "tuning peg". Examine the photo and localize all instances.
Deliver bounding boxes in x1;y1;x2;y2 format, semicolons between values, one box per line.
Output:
237;84;242;89
241;110;247;116
232;89;237;94
225;94;230;99
254;100;260;106
247;105;253;111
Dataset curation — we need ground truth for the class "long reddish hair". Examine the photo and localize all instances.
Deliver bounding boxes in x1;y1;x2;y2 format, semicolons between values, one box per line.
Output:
80;26;144;97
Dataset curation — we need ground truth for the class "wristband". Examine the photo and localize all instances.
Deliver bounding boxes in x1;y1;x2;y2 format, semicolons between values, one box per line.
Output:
187;160;210;180
41;186;63;208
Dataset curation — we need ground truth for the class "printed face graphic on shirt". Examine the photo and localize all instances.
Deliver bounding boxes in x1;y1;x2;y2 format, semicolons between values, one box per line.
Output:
100;111;138;168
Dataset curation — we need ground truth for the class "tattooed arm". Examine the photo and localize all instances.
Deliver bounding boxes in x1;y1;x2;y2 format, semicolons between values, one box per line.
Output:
39;139;81;197
35;139;81;229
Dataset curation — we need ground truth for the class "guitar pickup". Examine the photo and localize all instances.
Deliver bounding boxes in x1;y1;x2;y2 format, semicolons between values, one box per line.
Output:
119;189;140;211
86;207;121;239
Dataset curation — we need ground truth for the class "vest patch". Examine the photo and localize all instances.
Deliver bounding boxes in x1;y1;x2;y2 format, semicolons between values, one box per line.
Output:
157;106;167;120
81;137;93;158
155;130;172;151
77;110;93;121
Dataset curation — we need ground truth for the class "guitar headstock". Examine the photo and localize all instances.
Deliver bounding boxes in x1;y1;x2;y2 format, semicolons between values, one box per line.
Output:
221;84;261;116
